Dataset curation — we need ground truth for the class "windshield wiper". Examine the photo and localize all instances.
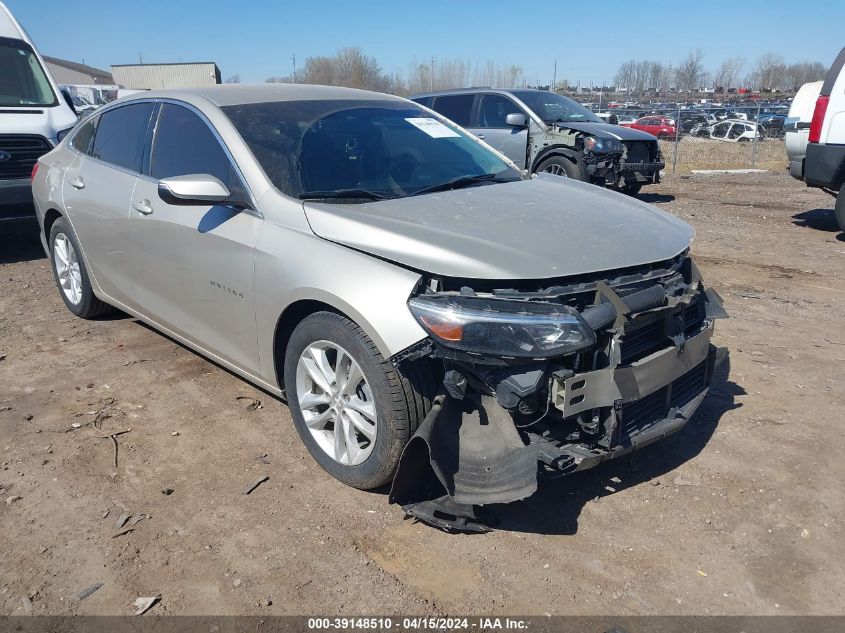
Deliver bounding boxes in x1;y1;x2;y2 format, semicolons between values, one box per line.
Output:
297;188;397;201
409;173;506;197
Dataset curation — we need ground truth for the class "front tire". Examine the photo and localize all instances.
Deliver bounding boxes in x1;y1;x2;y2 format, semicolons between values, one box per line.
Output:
536;155;585;181
49;217;112;319
283;311;438;490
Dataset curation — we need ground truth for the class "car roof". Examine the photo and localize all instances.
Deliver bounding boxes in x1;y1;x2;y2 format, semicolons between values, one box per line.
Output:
120;83;408;108
410;87;541;99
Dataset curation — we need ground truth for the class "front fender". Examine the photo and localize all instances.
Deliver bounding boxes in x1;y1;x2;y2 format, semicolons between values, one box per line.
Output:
530;145;586;173
254;222;428;389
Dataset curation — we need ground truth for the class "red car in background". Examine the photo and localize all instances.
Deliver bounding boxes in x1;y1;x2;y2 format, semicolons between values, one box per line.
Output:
621;116;677;139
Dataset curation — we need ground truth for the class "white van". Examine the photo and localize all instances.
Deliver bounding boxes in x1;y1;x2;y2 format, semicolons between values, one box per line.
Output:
0;1;78;219
804;47;845;230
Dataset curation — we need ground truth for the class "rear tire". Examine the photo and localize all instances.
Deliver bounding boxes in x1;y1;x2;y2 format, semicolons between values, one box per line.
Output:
622;183;643;196
49;217;112;319
283;311;439;490
835;186;845;233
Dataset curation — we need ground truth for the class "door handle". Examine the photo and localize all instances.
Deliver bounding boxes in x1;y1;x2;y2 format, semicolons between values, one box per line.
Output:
69;177;85;190
133;200;153;215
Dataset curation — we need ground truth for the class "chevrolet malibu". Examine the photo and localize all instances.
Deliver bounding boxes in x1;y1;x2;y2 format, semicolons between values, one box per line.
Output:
32;85;725;531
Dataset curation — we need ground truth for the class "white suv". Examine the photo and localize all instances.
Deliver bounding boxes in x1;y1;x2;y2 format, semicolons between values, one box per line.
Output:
804;47;845;230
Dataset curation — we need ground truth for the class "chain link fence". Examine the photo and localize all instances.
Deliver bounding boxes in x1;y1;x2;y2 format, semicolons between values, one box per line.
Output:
613;103;787;175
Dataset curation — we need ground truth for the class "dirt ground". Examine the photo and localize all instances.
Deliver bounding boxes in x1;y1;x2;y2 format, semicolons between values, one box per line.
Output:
1;171;843;617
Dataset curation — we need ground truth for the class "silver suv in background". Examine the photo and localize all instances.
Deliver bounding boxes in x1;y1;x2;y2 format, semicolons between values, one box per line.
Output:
412;88;665;194
32;84;723;531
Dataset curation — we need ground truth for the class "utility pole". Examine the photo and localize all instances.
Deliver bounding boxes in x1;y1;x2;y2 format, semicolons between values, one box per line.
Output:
552;58;557;92
292;53;297;83
138;53;143;64
430;57;434;91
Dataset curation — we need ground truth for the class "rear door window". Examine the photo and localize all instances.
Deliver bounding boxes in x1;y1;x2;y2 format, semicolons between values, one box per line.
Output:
150;103;238;188
430;94;475;127
91;103;155;172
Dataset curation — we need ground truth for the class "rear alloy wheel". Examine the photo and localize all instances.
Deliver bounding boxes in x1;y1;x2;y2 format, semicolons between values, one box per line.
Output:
284;311;438;489
49;217;112;319
53;232;82;306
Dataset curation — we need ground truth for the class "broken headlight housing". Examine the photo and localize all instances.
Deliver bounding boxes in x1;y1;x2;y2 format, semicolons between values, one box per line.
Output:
408;295;596;359
583;136;623;154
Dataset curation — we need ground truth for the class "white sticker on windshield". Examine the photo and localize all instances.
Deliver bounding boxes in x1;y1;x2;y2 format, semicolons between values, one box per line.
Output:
405;117;460;138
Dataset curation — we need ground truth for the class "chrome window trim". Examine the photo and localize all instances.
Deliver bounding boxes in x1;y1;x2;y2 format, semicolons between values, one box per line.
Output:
66;97;261;218
65;100;156;178
145;98;260;217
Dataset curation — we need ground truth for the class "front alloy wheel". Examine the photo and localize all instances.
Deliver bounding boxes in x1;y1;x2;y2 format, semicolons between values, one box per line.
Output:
283;311;438;489
543;163;569;178
296;340;377;466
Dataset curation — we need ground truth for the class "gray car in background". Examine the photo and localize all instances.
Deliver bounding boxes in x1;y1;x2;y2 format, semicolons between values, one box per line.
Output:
31;84;724;531
412;88;665;194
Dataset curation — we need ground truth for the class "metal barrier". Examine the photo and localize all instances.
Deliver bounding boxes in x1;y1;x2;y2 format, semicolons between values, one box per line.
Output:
617;104;786;174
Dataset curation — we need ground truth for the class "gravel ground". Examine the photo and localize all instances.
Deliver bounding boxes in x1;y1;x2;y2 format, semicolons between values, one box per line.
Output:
1;171;843;616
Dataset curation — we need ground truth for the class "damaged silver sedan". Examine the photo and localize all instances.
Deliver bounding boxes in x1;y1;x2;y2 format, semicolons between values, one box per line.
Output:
31;84;725;532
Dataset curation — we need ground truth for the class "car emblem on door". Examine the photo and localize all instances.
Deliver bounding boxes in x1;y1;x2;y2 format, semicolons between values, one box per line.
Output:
0;151;12;162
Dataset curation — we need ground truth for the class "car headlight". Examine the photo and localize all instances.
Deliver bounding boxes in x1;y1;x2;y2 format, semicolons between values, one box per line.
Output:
583;136;623;154
408;295;596;359
56;127;74;143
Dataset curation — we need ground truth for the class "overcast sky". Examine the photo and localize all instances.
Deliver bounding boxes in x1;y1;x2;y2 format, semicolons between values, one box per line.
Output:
7;0;844;84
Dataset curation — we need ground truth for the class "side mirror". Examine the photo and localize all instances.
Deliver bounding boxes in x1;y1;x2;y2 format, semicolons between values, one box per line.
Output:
60;88;78;116
158;174;232;206
505;113;527;127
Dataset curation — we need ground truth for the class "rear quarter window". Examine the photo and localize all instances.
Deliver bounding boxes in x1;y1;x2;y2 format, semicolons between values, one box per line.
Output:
70;116;98;155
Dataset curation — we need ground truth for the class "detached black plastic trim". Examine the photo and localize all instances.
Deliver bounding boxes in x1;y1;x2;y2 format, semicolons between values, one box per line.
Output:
805;142;845;190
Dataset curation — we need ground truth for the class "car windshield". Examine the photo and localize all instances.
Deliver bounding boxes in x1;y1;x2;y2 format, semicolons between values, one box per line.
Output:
222;99;521;202
0;37;58;107
510;91;602;124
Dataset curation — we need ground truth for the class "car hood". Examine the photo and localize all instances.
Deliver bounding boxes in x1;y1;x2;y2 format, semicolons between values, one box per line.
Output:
303;175;692;280
0;105;77;143
553;121;658;141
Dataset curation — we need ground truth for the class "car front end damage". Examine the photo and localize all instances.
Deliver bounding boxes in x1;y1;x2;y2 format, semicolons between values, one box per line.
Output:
531;122;665;191
389;252;726;532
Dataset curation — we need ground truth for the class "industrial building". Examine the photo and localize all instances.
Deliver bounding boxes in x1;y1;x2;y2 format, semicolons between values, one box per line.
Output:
43;56;113;85
110;62;221;90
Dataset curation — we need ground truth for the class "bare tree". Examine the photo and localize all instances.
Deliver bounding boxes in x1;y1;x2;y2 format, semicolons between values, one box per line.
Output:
224;74;241;84
615;60;673;93
675;49;706;91
752;53;785;91
714;57;744;90
783;61;827;91
614;60;636;90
